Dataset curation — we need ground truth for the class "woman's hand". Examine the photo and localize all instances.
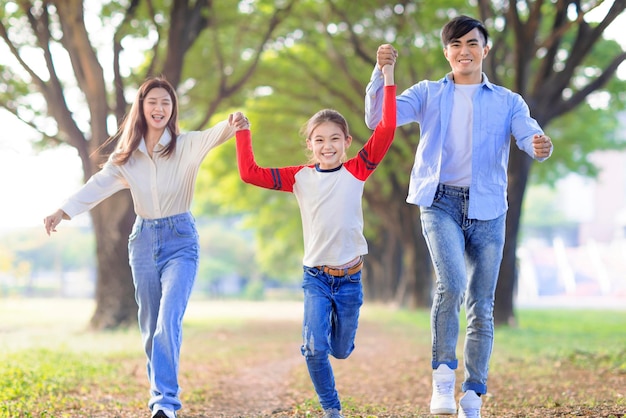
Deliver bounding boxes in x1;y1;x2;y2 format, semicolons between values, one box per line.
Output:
43;209;67;236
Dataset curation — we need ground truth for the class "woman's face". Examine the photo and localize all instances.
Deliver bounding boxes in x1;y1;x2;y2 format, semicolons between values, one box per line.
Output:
142;87;173;133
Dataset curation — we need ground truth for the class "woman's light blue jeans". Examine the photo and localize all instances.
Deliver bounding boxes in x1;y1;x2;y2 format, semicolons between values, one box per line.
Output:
128;212;199;414
300;266;363;411
420;184;505;395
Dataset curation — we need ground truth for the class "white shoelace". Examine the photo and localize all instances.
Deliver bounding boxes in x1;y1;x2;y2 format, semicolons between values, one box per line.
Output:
434;381;455;396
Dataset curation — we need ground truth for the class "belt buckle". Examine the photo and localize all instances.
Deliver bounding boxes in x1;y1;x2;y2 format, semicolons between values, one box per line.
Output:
327;266;341;276
319;257;362;277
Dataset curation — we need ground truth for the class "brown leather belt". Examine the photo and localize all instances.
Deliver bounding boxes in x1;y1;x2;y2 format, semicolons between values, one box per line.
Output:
317;257;363;277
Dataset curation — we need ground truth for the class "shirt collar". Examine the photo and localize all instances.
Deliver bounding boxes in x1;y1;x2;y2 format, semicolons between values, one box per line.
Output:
315;163;343;173
444;72;494;91
137;129;173;155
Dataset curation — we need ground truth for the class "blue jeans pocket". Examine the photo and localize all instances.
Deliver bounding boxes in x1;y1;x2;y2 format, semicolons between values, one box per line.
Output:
128;223;141;241
347;270;362;283
173;221;197;238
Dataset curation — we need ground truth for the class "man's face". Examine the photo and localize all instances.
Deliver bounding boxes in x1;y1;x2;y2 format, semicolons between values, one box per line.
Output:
443;27;489;83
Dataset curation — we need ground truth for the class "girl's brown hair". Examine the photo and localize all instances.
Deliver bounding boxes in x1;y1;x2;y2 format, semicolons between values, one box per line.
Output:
101;77;180;166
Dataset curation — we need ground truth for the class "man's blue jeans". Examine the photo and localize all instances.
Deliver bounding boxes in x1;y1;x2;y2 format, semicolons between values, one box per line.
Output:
128;212;199;413
300;266;363;411
420;184;505;395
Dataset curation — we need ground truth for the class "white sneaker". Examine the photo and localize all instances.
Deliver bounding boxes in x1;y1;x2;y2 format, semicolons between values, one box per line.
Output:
430;364;456;415
458;390;482;418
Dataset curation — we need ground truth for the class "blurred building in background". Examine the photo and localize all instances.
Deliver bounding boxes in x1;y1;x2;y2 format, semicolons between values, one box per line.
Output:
517;148;626;309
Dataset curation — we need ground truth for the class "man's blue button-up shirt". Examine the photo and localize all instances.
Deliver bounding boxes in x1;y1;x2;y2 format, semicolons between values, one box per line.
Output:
365;68;550;220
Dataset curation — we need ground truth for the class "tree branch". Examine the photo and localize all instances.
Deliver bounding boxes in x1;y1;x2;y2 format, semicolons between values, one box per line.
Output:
544;52;626;122
194;0;298;130
0;99;64;145
112;0;141;125
0;12;45;91
162;0;211;87
53;0;108;172
5;2;88;166
542;0;625;98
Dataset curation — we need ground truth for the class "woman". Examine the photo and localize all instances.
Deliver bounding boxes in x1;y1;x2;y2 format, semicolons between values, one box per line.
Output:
44;76;245;418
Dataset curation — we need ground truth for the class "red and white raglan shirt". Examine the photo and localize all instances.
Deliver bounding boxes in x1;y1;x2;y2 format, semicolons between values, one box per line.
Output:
236;85;396;268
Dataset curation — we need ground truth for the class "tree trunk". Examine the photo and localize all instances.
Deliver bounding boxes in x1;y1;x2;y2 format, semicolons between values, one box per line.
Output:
495;143;533;327
364;229;399;302
394;205;433;308
364;185;433;309
89;191;137;329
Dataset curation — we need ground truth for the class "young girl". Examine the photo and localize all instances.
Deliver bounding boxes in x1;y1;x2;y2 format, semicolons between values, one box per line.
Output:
44;77;246;418
230;60;396;418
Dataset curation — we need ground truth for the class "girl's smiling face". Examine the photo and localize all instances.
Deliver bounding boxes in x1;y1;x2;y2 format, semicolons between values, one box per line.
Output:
306;121;352;170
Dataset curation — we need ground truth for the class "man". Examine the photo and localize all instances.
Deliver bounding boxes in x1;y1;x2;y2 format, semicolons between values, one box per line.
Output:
364;15;552;418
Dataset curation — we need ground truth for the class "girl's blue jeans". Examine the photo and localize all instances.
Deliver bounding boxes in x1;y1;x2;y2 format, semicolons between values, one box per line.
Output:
300;266;363;411
128;212;199;413
420;184;505;395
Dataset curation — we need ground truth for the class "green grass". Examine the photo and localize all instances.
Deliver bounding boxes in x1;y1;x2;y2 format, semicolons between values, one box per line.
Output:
0;298;624;417
361;304;626;368
0;349;119;417
495;309;626;370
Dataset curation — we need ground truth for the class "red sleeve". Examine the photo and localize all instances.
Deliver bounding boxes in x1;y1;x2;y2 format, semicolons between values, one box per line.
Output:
235;130;301;192
345;85;397;181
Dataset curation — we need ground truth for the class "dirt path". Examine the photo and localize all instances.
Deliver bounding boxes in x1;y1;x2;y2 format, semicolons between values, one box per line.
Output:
206;351;303;417
175;308;435;418
170;311;625;418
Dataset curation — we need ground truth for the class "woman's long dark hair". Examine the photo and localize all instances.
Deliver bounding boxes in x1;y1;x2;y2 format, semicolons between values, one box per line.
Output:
99;77;180;166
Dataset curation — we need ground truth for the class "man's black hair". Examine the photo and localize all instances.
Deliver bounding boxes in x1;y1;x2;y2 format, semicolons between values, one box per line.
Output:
441;15;489;46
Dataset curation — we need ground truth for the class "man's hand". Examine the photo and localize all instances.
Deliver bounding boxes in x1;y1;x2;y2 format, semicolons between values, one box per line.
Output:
532;134;552;158
377;44;398;70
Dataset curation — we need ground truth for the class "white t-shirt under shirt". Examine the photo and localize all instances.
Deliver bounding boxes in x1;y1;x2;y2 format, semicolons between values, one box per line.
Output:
439;83;480;187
